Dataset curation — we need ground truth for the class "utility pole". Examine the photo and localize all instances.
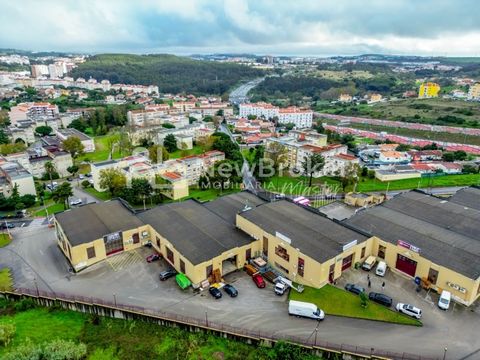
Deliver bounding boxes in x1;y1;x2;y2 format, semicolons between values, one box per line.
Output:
443;347;448;360
113;293;117;307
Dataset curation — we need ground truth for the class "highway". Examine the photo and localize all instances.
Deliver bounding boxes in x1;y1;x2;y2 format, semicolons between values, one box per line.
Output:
229;77;264;104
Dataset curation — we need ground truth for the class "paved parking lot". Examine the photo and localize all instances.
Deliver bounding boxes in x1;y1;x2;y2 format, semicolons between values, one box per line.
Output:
1;225;479;359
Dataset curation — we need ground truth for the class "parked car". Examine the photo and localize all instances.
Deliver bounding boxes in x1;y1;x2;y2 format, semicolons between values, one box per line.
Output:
362;256;377;271
438;290;451;310
146;254;160;262
159;269;177;281
88;179;94;185
79;174;85;180
252;273;265;288
274;193;285;199
1;222;15;229
209;286;222;299
70;199;83;206
223;284;238;297
368;292;393;307
345;283;365;295
66;177;73;182
396;303;422;319
375;261;387;277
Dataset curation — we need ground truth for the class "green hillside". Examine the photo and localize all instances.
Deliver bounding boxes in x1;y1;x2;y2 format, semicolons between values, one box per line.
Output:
70;54;264;95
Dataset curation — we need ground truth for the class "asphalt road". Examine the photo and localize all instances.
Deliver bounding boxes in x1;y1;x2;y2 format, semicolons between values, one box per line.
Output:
1;226;479;360
229;78;264;105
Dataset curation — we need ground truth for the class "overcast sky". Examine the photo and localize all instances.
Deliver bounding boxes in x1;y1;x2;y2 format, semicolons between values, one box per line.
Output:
1;0;480;56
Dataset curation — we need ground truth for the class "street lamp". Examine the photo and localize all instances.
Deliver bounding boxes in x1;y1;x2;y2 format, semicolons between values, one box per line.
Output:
113;293;117;307
443;347;447;360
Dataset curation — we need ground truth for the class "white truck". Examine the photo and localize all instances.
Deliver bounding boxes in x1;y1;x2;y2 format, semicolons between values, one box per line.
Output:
288;300;325;320
274;281;288;295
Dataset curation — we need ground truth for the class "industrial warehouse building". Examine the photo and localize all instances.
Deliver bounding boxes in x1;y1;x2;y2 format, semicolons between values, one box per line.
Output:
54;188;480;306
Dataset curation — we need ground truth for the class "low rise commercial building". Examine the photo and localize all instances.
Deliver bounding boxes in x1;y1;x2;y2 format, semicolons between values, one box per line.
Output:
54;189;480;306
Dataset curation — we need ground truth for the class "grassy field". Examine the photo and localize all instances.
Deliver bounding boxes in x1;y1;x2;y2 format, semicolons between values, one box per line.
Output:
168;145;207;159
0;233;11;247
289;285;421;326
34;203;65;217
317;98;480;127
0;268;13;291
0;305;321;360
338;122;480;146
356;174;480;192
185;186;241;202
84;187;113;201
77;134;130;163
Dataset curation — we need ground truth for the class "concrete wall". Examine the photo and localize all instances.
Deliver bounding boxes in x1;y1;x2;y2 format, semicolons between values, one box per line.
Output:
375;171;421;182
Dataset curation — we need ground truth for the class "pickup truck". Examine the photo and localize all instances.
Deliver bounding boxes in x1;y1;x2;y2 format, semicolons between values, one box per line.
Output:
274;281;288;295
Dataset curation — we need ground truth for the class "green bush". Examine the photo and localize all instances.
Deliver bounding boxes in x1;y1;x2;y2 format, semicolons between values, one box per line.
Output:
13;298;36;312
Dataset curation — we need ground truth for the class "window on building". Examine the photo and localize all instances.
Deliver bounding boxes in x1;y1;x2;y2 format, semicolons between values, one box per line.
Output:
378;245;386;259
274;262;289;274
156;236;161;248
361;246;366;259
329;263;335;283
297;257;305;277
206;264;213;279
245;248;252;261
67;245;72;260
275;245;290;262
132;233;140;244
166;247;174;264
428;268;438;285
263;236;268;257
86;246;96;259
180;259;185;273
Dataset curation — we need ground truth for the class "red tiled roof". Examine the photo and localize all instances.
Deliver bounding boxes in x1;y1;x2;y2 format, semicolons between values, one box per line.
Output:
162;172;183;180
335;153;357;161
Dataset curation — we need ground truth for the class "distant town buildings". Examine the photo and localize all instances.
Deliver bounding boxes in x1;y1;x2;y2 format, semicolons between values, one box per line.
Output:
418;82;440;99
338;94;353;103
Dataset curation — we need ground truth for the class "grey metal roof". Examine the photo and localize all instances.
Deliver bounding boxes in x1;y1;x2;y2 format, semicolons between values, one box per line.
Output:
203;191;266;224
55;200;144;246
448;187;480;211
239;200;367;264
137;200;254;265
344;191;480;279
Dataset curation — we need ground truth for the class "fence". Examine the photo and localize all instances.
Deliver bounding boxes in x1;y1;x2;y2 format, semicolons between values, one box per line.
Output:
1;288;440;360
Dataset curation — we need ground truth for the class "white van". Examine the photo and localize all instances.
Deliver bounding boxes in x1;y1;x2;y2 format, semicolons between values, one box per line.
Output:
362;256;377;271
375;261;387;277
288;300;325;320
438;290;451;310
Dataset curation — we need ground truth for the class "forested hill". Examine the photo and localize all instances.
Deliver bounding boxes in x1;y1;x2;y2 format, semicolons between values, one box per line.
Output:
70;54;265;95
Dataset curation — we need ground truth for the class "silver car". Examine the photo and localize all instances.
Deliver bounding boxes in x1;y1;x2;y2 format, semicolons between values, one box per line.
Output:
396;303;422;319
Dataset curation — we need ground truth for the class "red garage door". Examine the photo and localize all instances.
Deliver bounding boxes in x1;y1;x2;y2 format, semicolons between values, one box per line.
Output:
342;254;353;271
396;254;417;277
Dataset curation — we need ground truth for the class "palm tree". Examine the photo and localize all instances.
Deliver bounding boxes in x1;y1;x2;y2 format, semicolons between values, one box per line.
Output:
44;161;56;188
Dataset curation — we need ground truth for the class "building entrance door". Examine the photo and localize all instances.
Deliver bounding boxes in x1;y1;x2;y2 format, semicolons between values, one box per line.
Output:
104;232;124;256
396;254;417;277
342;254;353;271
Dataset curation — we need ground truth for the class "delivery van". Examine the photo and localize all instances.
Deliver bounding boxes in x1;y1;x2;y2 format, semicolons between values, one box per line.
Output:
375;261;387;277
362;256;377;271
288;300;325;320
438;290;451;310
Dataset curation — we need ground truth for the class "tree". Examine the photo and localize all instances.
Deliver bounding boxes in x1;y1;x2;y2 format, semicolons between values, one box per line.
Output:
81;179;91;188
359;291;368;308
44;161;57;188
209;159;242;191
148;144;169;163
442;152;455;162
163;134;178;153
453;150;467;161
0;142;27;155
62;136;85;159
0;128;9;145
161;122;175;129
35;125;53;137
341;163;361;191
67;165;79;177
52;182;73;209
265;142;288;172
395;144;411;152
198;174;210;189
131;178;153;209
99;168;127;195
361;166;368;177
301;153;325;187
67;118;87;132
463;164;479;174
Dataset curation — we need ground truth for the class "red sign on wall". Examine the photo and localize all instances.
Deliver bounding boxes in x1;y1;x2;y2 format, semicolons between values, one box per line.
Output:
397;240;421;253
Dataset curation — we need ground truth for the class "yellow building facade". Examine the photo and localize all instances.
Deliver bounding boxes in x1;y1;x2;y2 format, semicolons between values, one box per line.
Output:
418;82;440;98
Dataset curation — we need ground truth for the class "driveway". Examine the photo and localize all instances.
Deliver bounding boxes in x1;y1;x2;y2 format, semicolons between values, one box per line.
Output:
1;225;479;359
